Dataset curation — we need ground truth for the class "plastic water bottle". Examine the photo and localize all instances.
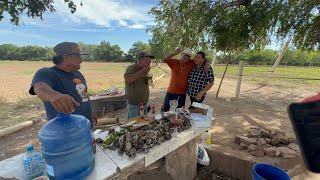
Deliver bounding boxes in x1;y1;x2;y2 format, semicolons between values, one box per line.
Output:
22;144;44;180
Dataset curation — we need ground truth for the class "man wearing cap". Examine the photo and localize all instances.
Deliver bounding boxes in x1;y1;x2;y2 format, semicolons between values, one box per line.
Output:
124;52;154;118
163;48;211;111
29;42;95;126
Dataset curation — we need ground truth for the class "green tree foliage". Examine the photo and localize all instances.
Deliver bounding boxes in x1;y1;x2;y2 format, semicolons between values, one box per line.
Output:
0;0;77;25
0;44;53;60
0;41;154;62
78;42;97;61
92;41;124;62
150;0;320;52
124;41;151;61
148;25;176;60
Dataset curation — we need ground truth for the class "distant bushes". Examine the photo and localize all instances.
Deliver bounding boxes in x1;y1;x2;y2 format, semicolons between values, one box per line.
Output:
0;41;152;63
216;49;320;66
1;43;319;66
0;44;53;61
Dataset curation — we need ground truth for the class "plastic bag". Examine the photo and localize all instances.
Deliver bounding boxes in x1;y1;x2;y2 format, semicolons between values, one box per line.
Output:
197;143;210;166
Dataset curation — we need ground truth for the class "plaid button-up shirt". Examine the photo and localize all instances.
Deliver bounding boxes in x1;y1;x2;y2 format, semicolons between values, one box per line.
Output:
187;64;214;98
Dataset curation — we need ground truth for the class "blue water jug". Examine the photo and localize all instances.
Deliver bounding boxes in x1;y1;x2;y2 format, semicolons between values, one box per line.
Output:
22;144;44;179
38;113;95;180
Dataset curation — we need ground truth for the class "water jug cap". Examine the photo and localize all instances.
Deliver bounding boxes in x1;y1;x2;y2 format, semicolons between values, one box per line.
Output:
26;144;33;152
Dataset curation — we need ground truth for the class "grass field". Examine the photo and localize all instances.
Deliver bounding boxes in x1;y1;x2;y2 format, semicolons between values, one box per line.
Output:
0;60;319;128
0;61;169;102
1;61;319;102
214;65;320;86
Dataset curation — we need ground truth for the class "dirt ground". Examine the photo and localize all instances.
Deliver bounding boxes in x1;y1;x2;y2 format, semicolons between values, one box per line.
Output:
0;73;316;178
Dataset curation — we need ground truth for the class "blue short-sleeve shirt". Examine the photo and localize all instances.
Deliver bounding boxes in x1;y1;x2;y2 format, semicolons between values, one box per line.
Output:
29;66;92;122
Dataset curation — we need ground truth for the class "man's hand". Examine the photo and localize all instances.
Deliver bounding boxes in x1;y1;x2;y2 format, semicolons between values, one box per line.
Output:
204;63;211;73
174;47;184;55
125;66;151;84
196;92;204;101
51;94;80;113
140;66;151;75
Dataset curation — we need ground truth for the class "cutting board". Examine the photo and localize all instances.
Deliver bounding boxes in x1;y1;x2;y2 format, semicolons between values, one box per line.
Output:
119;116;155;130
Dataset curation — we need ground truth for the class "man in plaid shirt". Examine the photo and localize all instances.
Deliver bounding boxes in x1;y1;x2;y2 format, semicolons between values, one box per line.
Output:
187;51;215;108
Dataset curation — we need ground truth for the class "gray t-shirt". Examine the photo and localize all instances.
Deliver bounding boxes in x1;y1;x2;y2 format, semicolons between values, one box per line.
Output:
29;66;92;122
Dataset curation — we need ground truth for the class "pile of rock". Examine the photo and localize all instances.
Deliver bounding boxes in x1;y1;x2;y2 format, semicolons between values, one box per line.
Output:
234;126;300;158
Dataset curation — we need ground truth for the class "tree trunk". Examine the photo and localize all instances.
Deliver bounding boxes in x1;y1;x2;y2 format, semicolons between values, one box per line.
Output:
216;54;231;98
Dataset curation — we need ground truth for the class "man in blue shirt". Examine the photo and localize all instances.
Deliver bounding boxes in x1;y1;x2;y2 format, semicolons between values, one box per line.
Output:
29;42;95;126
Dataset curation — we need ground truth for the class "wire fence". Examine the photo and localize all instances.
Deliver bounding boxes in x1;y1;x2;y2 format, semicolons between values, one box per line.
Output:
214;74;320;81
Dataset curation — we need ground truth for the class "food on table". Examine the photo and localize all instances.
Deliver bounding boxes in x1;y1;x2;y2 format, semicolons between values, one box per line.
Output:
102;112;192;157
102;128;128;149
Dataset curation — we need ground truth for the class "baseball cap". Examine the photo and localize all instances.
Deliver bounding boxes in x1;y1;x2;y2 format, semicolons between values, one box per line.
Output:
138;51;155;59
53;42;87;56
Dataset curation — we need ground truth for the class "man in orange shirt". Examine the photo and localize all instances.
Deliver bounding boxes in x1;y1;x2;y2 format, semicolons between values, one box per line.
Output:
163;48;210;111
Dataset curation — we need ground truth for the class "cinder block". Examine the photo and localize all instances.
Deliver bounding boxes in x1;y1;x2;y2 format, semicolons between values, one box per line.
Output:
206;144;305;180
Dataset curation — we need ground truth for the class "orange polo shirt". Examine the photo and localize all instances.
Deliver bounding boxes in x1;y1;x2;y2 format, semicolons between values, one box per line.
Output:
165;59;194;94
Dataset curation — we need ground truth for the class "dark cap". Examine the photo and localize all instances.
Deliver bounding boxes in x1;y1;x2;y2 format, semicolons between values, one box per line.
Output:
138;51;155;59
53;42;87;56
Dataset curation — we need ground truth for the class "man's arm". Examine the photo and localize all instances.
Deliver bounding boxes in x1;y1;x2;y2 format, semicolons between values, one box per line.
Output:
200;81;214;95
125;71;143;84
204;62;211;73
302;93;320;103
163;48;184;62
196;67;215;101
34;82;61;102
125;66;151;84
34;82;80;113
196;81;214;101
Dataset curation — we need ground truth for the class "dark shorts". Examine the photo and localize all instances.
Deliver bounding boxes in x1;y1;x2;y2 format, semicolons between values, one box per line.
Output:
163;92;186;112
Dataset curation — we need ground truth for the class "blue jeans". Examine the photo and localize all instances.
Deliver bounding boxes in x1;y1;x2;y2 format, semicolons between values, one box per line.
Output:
163;92;186;112
127;104;147;119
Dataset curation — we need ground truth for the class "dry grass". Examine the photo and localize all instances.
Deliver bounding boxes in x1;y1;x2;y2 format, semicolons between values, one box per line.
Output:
0;95;44;129
0;61;170;102
0;60;318;128
1;61;318;102
16;96;42;110
0;61;170;128
0;93;7;106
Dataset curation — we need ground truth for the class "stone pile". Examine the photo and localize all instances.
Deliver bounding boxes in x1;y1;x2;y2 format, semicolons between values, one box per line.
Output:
234;126;300;158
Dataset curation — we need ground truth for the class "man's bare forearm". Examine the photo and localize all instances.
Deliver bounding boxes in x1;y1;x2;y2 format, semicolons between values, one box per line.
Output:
163;48;184;62
125;71;143;84
34;82;61;102
163;53;176;62
200;81;214;94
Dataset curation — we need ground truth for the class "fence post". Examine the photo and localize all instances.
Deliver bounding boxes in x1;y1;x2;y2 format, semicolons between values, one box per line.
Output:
235;61;244;98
